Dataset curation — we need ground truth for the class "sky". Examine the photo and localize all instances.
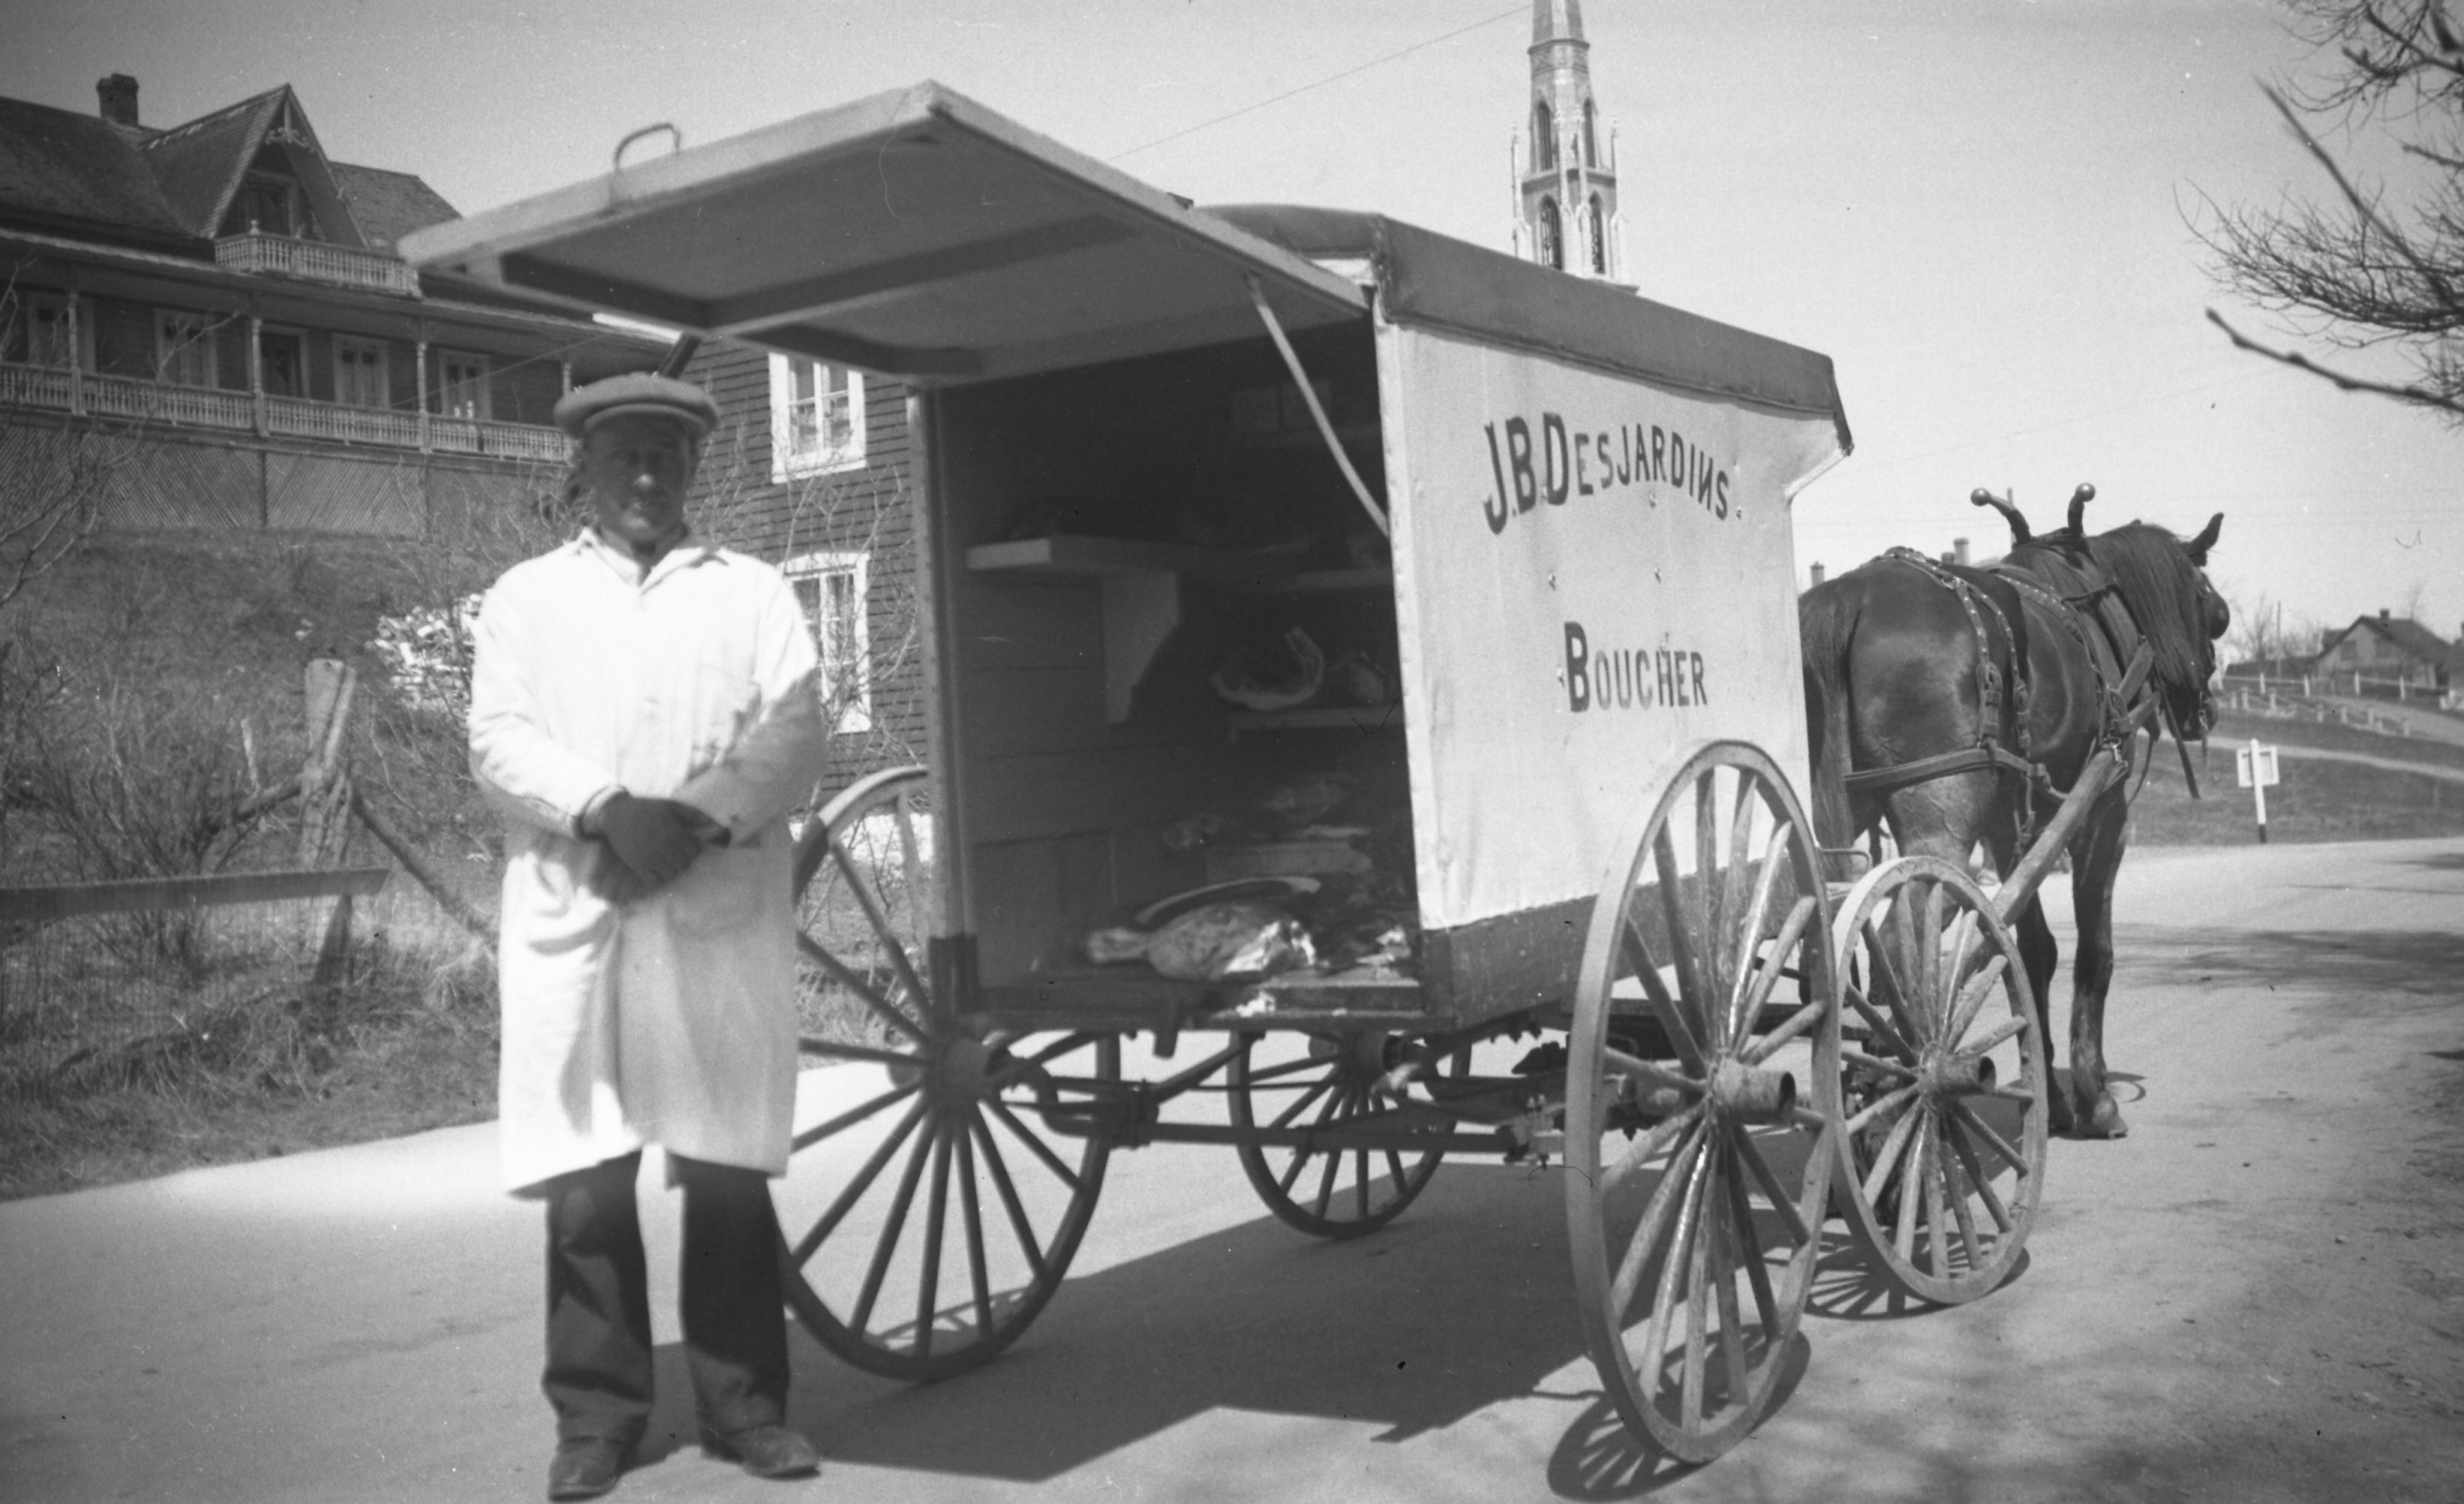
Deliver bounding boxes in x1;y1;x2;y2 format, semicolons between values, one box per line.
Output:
8;0;2460;646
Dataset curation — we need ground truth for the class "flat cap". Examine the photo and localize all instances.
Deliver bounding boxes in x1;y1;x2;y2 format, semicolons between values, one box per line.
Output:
553;372;720;438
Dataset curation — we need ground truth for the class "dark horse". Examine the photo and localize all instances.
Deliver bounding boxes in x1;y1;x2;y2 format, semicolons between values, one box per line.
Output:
1798;490;2228;1138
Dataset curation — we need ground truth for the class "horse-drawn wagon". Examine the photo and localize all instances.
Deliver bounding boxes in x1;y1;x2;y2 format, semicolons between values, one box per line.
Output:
404;82;2119;1462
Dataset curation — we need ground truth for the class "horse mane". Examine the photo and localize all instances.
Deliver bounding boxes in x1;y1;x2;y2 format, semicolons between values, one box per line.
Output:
2006;522;2210;702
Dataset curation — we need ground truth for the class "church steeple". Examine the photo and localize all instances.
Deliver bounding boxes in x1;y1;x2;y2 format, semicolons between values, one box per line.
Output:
1512;0;1624;282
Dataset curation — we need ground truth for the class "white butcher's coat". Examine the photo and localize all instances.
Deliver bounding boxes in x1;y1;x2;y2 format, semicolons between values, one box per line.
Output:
470;531;829;1195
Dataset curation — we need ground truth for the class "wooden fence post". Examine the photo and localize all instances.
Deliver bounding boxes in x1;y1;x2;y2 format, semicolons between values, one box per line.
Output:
298;660;359;992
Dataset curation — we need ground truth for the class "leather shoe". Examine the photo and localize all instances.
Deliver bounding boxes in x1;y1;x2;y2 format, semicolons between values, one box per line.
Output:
546;1436;630;1499
701;1423;822;1480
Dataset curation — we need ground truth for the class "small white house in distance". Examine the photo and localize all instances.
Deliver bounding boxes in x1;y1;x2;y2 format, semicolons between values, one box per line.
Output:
2312;609;2454;697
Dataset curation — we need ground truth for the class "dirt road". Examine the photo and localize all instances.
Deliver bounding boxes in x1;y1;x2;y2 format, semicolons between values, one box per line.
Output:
3;839;2460;1502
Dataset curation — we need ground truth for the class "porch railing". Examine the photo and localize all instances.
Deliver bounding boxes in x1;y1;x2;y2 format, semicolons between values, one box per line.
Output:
213;231;421;296
429;414;572;462
3;361;569;461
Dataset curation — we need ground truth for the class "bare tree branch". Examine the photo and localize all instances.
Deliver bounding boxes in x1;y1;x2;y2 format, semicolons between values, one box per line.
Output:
2206;305;2464;414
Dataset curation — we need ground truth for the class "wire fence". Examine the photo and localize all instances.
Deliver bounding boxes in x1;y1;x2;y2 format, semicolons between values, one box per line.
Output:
0;867;404;1099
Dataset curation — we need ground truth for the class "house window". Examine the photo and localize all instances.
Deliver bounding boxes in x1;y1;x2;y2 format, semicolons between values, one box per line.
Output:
24;293;91;370
155;310;218;387
235;172;305;238
1582;99;1599;167
769;355;867;480
1588;194;1607;274
1539;197;1564;271
783;549;871;732
1534;102;1555;170
437;350;490;420
257;326;305;397
334;336;389;408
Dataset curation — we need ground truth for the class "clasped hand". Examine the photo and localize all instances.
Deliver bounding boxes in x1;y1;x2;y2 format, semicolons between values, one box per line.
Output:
586;793;723;903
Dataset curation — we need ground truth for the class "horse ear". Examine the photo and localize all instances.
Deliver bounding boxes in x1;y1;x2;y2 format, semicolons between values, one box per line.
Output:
2186;512;2222;564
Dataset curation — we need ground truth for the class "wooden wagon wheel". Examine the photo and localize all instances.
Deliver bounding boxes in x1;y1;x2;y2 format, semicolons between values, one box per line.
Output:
1227;1031;1468;1239
1565;741;1839;1463
1828;854;2047;1304
774;766;1116;1382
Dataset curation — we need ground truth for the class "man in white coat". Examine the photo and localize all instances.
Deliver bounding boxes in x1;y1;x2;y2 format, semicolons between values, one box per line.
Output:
469;372;832;1500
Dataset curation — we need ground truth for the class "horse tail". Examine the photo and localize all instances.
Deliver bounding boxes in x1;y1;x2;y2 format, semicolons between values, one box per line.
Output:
1797;576;1862;883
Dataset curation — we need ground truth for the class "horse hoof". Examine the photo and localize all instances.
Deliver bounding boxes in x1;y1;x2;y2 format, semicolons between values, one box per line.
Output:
2079;1094;2129;1139
2048;1095;2076;1136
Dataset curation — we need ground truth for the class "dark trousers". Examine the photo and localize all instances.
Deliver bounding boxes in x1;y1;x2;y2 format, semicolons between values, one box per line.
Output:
542;1151;789;1445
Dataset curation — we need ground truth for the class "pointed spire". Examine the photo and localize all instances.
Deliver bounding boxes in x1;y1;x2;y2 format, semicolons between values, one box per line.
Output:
1531;0;1586;47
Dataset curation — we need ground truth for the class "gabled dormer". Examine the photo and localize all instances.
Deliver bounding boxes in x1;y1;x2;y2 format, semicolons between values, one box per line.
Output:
140;86;365;250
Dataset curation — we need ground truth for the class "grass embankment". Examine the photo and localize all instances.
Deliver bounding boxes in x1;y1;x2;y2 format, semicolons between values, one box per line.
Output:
3;534;512;1200
2128;707;2464;846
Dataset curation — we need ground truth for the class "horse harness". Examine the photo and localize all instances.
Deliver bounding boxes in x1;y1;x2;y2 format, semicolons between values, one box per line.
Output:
1842;546;2162;838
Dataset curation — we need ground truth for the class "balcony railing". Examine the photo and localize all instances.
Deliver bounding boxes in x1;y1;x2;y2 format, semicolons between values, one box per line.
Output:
213;230;421;296
2;361;572;463
430;414;572;462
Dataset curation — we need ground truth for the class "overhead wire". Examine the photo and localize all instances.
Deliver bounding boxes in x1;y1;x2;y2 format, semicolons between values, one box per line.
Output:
1106;2;1528;163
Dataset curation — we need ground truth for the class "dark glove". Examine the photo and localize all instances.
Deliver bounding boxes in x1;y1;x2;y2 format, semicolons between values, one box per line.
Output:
594;793;708;894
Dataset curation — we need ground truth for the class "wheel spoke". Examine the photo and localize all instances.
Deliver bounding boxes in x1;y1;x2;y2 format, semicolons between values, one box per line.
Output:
1741;992;1827;1066
1651;825;1714;1051
1867;911;1928;1048
1602;1102;1705;1196
1860;1097;1924;1208
1922;1128;1950;1277
851;1119;938;1337
1842;1048;1918;1082
1941;1114;2014;1234
1354;1149;1373;1220
913;1126;954;1359
1940;1130;1984;1273
792;1096;928;1262
955;1121;995;1337
1957;1012;2028;1057
1732;1129;1813;1248
798;1038;927;1069
1239;1052;1339;1089
1625;915;1708;1072
1633;1142;1711;1430
796;931;930;1047
1270;1077;1336;1132
1916;880;1947;1026
1842;975;1919;1063
1945;955;2011;1042
1384;1149;1412;1197
986;1099;1083;1194
791;1077;921;1153
829;841;934;1020
1708;1150;1751;1407
1846;1082;1920;1136
1948;1099;2029;1178
1732;892;1816;1033
1309;1126;1343;1221
1680;1145;1716;1430
1611;1120;1707;1315
1891;1114;1927;1268
969;1114;1047;1280
1724;1145;1783;1338
1726;819;1795;1029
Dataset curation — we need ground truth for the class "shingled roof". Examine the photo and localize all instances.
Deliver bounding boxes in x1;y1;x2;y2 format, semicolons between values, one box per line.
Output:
0;94;189;245
329;162;457;253
2321;614;2454;666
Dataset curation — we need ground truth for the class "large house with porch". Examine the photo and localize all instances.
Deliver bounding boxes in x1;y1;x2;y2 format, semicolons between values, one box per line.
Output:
0;74;658;541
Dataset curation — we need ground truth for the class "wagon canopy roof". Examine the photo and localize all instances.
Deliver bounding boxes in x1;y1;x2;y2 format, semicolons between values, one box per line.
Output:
1211;203;1849;439
395;82;1369;384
